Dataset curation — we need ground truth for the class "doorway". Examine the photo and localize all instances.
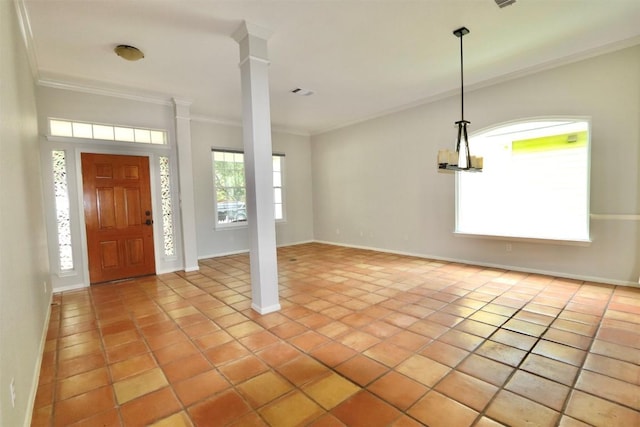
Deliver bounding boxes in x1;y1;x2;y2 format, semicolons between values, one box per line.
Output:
81;153;156;284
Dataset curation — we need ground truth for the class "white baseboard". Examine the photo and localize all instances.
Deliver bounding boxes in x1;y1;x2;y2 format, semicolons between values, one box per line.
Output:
23;292;53;427
251;303;282;314
312;239;639;288
198;249;249;260
52;282;88;293
138;237;638;288
197;239;315;261
278;239;315;248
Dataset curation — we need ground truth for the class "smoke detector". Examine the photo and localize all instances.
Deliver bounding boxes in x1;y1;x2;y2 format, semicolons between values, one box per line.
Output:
495;0;516;8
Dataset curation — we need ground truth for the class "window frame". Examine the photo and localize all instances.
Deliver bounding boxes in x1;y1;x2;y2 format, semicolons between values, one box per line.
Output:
455;117;592;244
212;148;286;230
48;118;168;145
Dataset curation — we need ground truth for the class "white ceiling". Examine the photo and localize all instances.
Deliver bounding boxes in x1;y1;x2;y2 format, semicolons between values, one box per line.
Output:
21;0;640;135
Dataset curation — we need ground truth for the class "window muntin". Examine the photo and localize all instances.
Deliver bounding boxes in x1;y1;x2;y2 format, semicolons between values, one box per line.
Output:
456;119;590;242
212;150;284;227
49;119;167;145
273;156;283;220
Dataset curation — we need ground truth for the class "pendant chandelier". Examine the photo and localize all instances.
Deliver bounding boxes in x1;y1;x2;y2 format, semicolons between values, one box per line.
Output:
438;27;483;172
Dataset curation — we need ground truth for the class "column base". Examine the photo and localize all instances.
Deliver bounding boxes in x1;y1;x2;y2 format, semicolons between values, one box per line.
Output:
251;303;281;315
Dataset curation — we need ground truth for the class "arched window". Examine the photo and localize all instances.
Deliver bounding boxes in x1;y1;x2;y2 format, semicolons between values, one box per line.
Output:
456;118;590;242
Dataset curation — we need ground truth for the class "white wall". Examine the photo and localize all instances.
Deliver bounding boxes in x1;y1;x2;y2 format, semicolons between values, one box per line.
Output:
311;45;640;285
0;2;52;425
191;120;314;258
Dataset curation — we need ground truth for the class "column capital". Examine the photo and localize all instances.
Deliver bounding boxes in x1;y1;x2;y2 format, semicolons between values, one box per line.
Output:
172;98;193;108
232;21;272;43
233;21;271;65
172;98;192;120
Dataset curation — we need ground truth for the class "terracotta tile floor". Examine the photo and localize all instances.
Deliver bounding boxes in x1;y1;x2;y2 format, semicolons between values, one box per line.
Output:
31;243;640;426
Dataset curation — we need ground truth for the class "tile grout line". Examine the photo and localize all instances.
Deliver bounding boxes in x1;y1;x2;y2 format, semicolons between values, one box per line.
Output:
473;278;584;427
154;272;250;425
49;296;62;427
555;285;617;422
380;270;531;425
174;267;334;426
129;279;192;425
92;284;131;426
424;275;584;426
37;244;640;427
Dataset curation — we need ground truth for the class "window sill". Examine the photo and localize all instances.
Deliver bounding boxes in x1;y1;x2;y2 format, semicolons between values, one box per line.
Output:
215;222;248;231
453;232;592;247
215;219;286;231
56;269;79;278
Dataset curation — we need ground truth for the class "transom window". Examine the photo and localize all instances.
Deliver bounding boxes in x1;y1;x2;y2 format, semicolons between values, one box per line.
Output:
212;149;284;227
456;119;590;242
49;118;167;145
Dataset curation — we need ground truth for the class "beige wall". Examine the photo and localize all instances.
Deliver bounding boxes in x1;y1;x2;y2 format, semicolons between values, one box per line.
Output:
0;2;52;426
311;45;640;285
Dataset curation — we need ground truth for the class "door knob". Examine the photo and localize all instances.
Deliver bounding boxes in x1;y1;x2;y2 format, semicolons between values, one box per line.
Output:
145;219;153;226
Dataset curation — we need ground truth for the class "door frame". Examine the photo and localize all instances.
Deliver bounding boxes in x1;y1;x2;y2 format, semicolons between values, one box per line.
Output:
41;137;183;291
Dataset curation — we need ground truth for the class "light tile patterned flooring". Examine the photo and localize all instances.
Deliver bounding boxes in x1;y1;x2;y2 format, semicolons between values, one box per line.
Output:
31;243;640;426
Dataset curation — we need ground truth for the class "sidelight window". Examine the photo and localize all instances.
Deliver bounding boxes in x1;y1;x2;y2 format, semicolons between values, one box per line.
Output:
52;150;74;271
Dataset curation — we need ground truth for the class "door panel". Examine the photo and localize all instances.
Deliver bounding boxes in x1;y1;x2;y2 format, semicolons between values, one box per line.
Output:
125;238;144;265
100;241;119;269
124;165;139;179
82;153;155;284
124;188;142;225
97;188;116;229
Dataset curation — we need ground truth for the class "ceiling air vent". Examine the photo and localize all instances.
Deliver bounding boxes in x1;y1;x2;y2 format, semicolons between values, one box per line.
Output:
291;88;314;96
495;0;516;8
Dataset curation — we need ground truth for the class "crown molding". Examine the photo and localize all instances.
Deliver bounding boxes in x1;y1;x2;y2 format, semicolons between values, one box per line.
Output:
35;77;310;136
172;98;193;107
14;0;39;80
191;115;241;128
191;114;310;137
311;35;640;136
309;89;458;137
270;124;311;137
37;78;173;106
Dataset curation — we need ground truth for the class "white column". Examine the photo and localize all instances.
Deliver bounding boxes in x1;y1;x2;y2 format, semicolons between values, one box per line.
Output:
232;22;280;314
173;98;199;272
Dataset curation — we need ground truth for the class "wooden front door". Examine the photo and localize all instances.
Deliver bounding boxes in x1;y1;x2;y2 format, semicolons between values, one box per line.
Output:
81;153;156;284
